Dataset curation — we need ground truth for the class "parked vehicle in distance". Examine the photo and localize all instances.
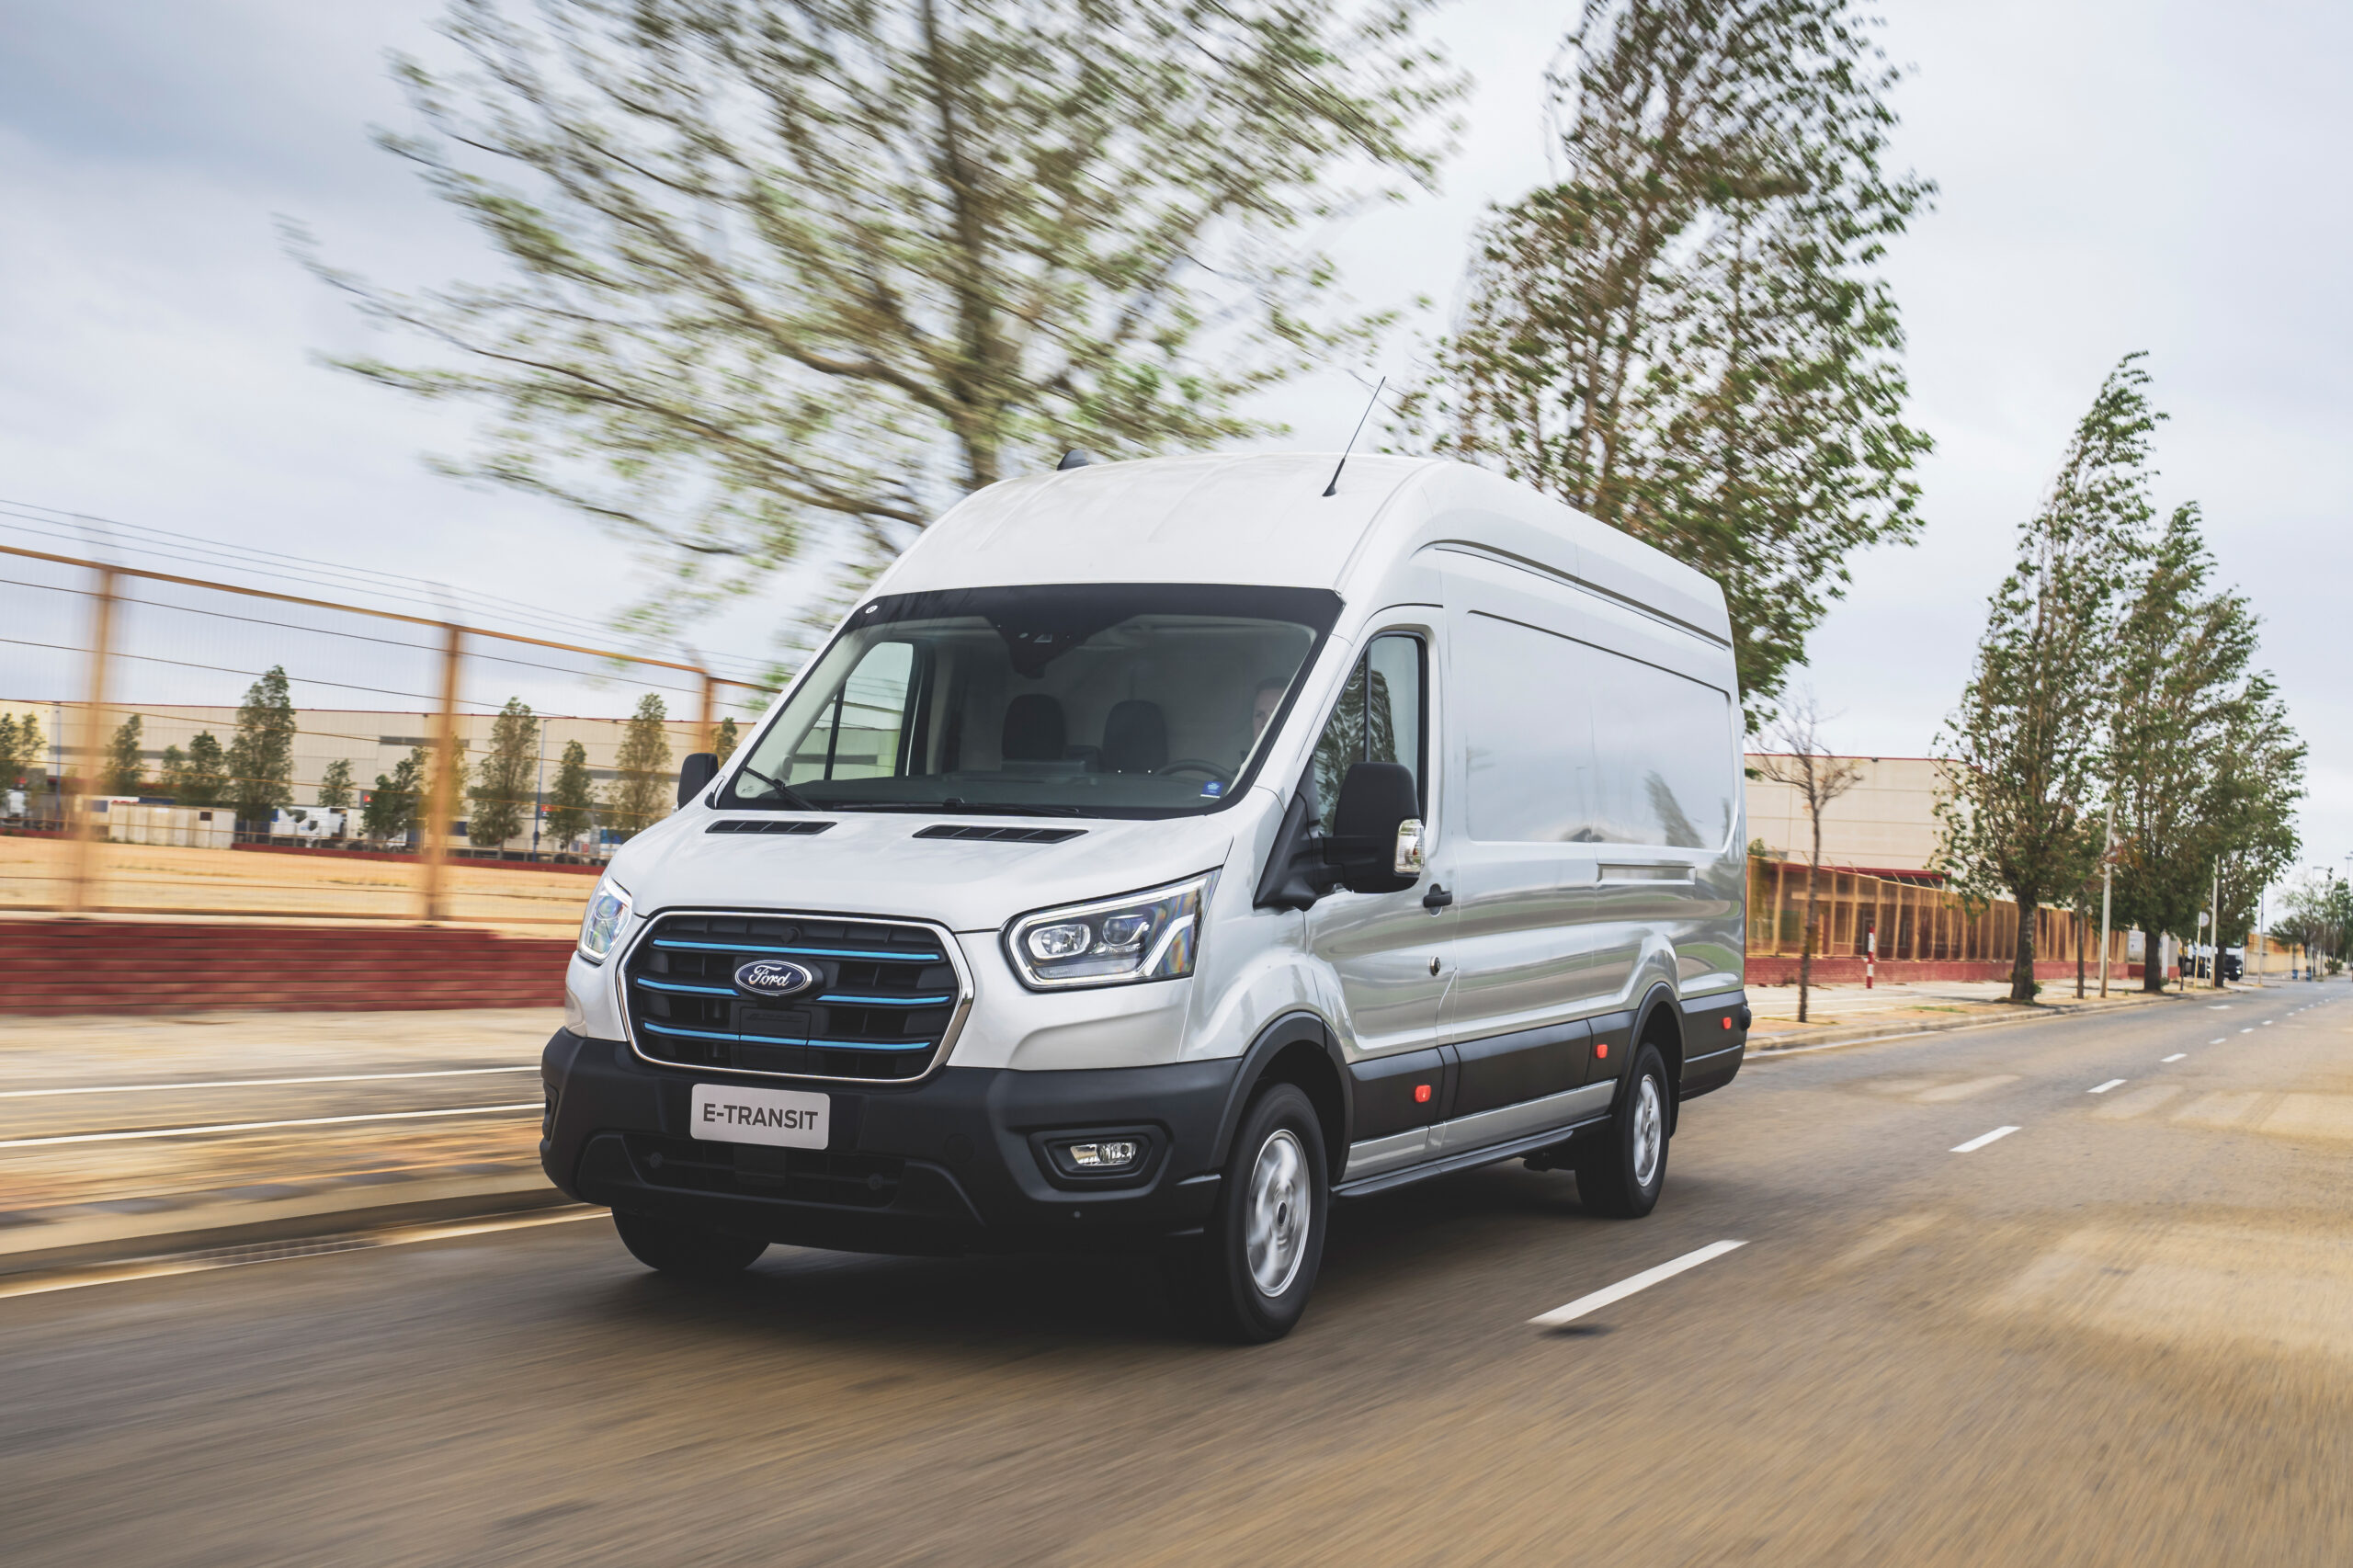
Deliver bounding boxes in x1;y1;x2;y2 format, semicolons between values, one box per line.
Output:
270;807;346;843
540;453;1750;1341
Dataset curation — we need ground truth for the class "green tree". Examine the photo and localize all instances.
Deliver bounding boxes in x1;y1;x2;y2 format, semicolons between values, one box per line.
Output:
316;757;356;811
225;665;299;825
301;0;1462;626
176;732;231;807
604;695;673;840
543;737;597;855
1397;0;1932;722
2108;505;2303;991
364;744;432;845
711;716;741;765
1936;357;2159;1003
1;711;46;790
467;697;540;847
101;714;146;796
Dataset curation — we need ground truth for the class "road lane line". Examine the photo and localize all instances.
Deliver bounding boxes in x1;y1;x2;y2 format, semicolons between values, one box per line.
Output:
2242;1028;2255;1034
0;1208;607;1301
2088;1079;2126;1094
1529;1240;1747;1327
1952;1126;2020;1153
2163;1053;2187;1062
0;1104;542;1149
0;1066;536;1100
2263;1019;2274;1026
2211;1039;2226;1044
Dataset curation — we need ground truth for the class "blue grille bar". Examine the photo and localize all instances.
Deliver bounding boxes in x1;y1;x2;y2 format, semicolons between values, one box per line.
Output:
641;1021;931;1051
819;994;954;1006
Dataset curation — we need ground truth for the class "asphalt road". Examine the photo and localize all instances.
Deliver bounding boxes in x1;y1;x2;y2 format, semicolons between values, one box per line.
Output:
4;983;2350;1566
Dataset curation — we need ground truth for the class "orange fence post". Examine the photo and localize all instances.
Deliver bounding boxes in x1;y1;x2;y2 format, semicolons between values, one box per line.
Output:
420;622;463;924
65;565;118;916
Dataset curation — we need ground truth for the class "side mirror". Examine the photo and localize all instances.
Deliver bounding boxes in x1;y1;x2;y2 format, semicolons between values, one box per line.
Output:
1326;761;1421;895
676;751;719;807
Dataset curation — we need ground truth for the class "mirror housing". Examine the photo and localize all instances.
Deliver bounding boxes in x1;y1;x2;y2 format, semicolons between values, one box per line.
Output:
676;751;720;807
1325;762;1421;895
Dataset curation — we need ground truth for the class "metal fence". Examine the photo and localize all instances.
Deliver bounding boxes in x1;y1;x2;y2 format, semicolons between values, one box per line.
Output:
1747;858;2126;972
3;540;776;929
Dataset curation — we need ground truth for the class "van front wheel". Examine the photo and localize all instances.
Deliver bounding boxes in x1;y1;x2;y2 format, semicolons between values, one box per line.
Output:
1165;1083;1329;1344
1576;1044;1670;1219
611;1208;769;1278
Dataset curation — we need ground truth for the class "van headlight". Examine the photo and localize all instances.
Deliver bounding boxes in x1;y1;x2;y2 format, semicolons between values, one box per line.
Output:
577;877;633;964
1006;873;1214;990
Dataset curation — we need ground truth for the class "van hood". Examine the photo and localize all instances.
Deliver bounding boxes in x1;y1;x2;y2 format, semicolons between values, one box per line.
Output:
602;803;1254;933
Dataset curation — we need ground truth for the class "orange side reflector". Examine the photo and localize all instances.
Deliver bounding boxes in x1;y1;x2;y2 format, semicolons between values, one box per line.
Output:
1595;1042;1608;1060
1414;1084;1432;1104
1722;1017;1733;1029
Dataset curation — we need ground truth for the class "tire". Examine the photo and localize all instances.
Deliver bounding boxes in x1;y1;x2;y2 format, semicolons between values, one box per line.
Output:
1575;1043;1670;1219
1164;1083;1329;1344
611;1207;769;1278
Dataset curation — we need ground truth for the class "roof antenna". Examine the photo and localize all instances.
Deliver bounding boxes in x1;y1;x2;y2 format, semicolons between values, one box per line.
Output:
1323;376;1385;497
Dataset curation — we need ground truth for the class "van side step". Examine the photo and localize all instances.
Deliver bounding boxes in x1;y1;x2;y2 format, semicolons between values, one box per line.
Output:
1332;1114;1608;1199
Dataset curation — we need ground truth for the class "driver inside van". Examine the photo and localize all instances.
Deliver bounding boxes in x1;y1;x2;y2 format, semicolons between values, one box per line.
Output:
1245;676;1288;766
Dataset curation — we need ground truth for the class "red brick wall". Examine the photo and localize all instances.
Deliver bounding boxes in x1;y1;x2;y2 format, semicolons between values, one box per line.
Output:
0;921;575;1015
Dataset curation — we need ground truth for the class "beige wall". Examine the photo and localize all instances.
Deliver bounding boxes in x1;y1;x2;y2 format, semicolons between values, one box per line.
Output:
1745;754;1950;874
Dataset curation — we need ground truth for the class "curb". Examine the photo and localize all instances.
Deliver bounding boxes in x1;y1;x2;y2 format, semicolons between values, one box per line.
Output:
0;1181;578;1279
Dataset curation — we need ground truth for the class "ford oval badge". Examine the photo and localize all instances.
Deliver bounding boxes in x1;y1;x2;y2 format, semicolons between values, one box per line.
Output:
733;959;818;999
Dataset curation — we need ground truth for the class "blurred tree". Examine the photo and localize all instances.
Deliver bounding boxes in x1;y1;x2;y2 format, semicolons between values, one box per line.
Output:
1936;357;2158;1004
225;665;299;826
103;715;146;797
316;757;357;812
0;712;45;790
1751;692;1860;1023
544;737;597;855
468;697;540;847
174;733;231;807
711;716;741;765
365;744;432;845
2108;505;2302;991
605;695;673;839
300;0;1462;629
1396;0;1931;723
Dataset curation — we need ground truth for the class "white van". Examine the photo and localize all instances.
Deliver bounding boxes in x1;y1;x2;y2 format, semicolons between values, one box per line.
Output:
542;453;1750;1341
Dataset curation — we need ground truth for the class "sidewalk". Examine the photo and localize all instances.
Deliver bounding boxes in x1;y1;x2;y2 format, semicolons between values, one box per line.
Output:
0;1007;565;1273
1746;976;2225;1051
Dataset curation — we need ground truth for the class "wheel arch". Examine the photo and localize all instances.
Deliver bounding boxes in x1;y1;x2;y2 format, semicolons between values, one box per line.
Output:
1210;1011;1350;1181
1633;982;1687;1132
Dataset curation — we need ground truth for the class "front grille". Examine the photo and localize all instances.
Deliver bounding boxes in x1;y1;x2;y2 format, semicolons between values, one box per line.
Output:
622;912;961;1083
912;824;1085;843
626;1134;904;1208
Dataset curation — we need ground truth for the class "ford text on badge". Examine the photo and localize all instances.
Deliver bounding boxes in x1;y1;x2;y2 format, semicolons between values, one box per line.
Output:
689;1083;829;1150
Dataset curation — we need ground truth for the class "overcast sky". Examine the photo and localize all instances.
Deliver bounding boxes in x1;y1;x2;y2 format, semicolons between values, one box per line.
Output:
3;0;2347;879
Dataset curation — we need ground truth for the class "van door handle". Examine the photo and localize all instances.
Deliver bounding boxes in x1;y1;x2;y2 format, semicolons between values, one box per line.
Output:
1422;883;1453;911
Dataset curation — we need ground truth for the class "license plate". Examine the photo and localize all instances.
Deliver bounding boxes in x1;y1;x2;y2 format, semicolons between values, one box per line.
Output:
689;1083;829;1149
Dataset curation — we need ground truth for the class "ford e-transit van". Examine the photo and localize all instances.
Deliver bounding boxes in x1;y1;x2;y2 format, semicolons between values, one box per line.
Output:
540;453;1750;1341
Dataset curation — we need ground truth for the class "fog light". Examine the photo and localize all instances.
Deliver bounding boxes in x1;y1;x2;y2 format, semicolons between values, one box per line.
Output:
1068;1139;1141;1169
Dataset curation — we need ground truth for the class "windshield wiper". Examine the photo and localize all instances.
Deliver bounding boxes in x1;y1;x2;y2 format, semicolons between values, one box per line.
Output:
825;799;1089;819
729;762;821;813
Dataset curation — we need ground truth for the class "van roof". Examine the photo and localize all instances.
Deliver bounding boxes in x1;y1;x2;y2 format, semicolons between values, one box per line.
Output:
873;451;1729;643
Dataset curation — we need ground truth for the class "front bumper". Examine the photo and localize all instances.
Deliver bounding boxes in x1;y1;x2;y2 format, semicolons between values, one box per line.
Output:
540;1030;1235;1255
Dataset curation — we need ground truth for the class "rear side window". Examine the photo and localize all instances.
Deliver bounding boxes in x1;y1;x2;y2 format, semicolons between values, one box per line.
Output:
1460;611;1731;849
1311;633;1424;834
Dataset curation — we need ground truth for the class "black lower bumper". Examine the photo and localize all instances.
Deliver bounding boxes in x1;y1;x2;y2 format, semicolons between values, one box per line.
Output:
540;1031;1236;1255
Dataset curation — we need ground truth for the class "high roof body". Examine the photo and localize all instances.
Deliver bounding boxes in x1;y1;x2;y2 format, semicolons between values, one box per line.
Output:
870;453;1732;648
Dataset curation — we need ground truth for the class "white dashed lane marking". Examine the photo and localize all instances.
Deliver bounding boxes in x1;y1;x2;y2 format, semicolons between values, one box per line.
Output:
1952;1126;2020;1153
2211;1039;2226;1044
1530;1240;1748;1328
2089;1079;2127;1094
2162;1053;2187;1062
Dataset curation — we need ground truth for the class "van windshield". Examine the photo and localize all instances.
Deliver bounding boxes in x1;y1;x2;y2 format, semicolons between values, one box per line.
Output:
723;584;1341;820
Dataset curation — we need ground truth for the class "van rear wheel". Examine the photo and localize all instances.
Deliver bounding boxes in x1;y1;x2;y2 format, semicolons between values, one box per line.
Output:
1164;1083;1329;1344
611;1208;769;1278
1575;1043;1670;1219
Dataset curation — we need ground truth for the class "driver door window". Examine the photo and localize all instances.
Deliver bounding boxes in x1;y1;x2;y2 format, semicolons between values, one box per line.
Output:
1312;633;1424;834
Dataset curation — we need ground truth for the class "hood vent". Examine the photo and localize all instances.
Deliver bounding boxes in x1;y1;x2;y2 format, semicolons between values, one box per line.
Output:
707;819;835;835
914;824;1085;844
